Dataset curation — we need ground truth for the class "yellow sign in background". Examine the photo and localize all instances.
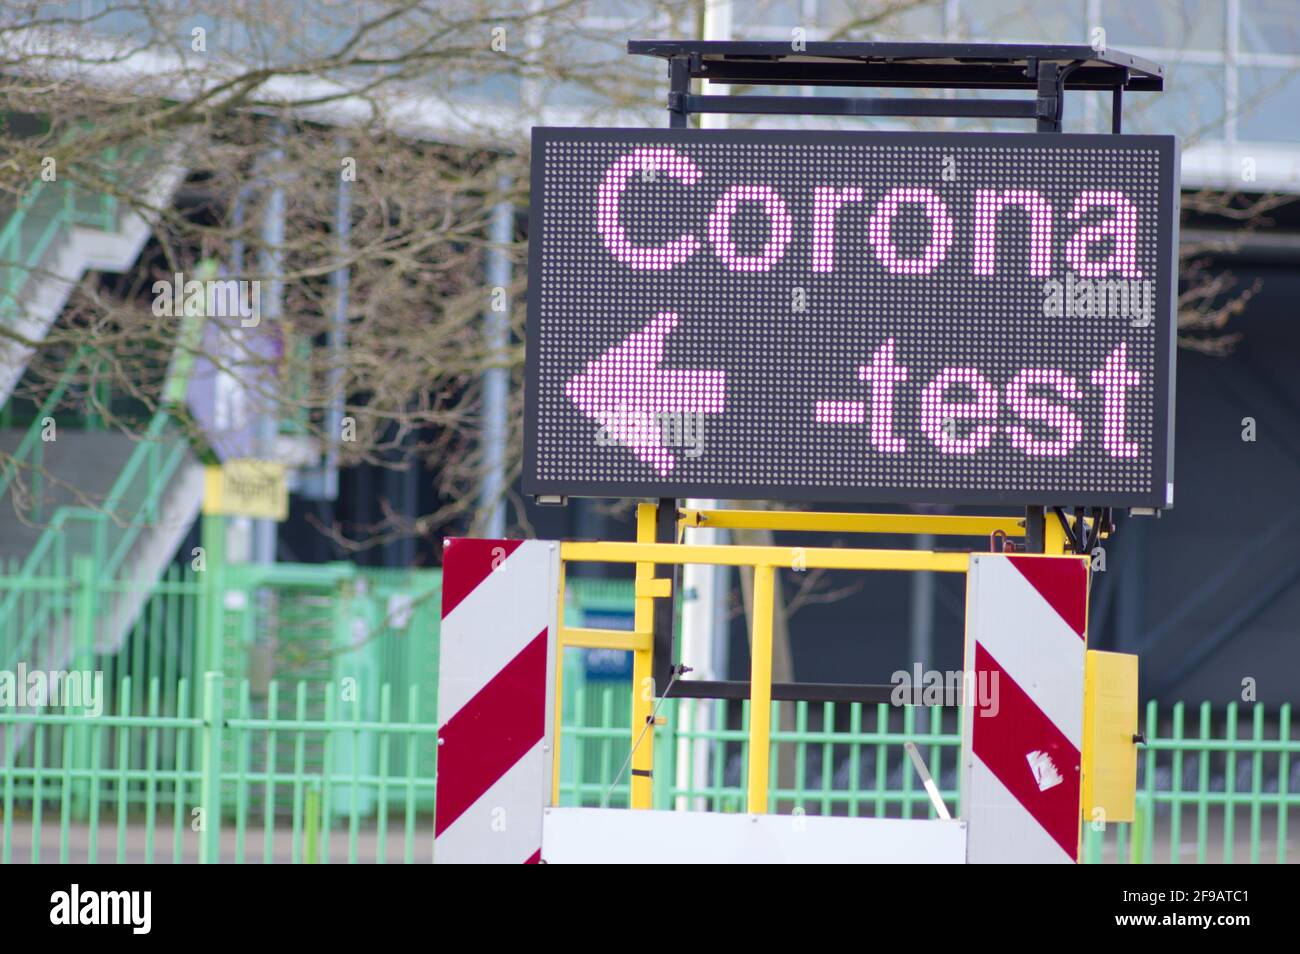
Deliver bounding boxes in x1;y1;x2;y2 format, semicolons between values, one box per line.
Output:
203;459;288;521
1082;649;1140;824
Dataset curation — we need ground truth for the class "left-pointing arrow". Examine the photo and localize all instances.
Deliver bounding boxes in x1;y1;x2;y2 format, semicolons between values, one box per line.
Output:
564;311;726;476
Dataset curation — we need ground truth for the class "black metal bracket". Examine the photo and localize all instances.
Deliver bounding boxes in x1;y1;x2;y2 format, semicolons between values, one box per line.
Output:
652;498;679;694
637;40;1161;130
1052;506;1115;555
667;55;692;129
678;93;1038;121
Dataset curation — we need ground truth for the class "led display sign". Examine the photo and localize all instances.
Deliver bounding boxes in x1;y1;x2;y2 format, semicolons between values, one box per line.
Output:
524;127;1178;507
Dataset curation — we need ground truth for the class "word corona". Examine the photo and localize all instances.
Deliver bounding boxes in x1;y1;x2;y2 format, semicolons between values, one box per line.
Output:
600;146;1142;280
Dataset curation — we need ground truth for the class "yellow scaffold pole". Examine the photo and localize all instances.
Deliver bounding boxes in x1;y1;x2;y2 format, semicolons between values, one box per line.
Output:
747;563;776;815
629;503;658;809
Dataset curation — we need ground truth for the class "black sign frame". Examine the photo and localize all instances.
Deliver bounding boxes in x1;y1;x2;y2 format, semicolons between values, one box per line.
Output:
524;125;1179;510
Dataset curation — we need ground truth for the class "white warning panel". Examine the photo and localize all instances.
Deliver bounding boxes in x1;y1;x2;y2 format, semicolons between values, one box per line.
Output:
542;807;967;864
434;538;560;864
960;553;1089;863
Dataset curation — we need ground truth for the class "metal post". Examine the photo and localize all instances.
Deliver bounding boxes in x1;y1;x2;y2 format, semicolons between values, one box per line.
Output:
323;134;351;502
254;128;285;566
668;56;690;128
672;1;733;811
227;185;250;568
550;558;567;808
70;555;97;815
630;504;658;809
304;783;320;864
677;499;723;811
1025;505;1046;552
1035;61;1062;133
909;533;935;668
1045;511;1071;555
198;513;227;675
199;671;224;864
479;175;513;538
653;39;694;690
1116;519;1145;653
747;563;775;815
652;497;677;692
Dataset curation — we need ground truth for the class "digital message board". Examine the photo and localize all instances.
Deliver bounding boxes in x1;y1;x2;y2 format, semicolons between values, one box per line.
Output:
524;127;1178;508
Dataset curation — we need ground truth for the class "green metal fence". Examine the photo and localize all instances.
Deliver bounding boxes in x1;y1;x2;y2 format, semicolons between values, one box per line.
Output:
556;687;1298;865
1;570;1296;862
0;413;193;672
0;553;444;821
1;667;1295;863
0;156;126;326
0;673;439;863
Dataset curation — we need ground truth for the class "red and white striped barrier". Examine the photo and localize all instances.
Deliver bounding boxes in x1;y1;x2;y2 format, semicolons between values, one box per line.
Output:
435;538;559;864
961;553;1089;863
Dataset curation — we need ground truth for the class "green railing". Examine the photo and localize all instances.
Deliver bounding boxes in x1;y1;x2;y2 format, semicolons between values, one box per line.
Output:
1;667;1294;863
557;686;1298;865
0;564;1294;862
1126;699;1294;864
0;673;439;864
0;347;90;516
0;410;192;671
0;176;76;323
0;150;126;325
1;295;201;671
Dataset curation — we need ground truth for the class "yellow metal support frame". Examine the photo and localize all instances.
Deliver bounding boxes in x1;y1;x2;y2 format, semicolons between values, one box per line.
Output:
549;508;1105;816
554;510;1013;815
680;508;1026;538
680;506;1100;554
747;564;776;814
562;540;972;573
630;504;658;809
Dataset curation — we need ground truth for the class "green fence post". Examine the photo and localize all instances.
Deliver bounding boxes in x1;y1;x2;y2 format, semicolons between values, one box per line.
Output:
70;555;98;817
199;671;224;864
1129;797;1146;864
198;513;226;676
305;782;320;864
653;697;675;809
1280;703;1292;865
1084;822;1103;864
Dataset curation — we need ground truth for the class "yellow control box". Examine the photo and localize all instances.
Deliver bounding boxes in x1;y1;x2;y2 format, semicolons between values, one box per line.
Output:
1082;650;1139;823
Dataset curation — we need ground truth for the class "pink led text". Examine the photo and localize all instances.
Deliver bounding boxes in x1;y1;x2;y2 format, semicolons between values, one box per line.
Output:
597;147;1142;277
814;338;1141;458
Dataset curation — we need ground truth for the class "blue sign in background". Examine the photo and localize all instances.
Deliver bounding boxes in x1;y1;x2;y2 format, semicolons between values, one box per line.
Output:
580;609;634;680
